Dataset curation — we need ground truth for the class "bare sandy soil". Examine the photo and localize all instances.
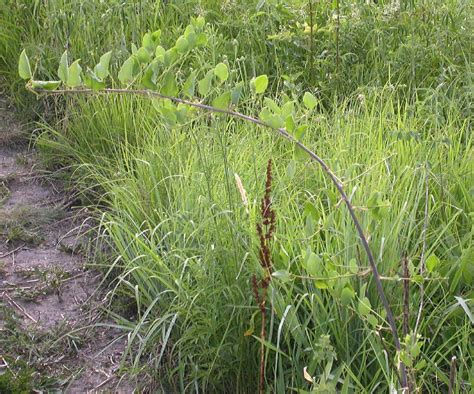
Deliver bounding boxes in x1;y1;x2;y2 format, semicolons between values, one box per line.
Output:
0;96;136;392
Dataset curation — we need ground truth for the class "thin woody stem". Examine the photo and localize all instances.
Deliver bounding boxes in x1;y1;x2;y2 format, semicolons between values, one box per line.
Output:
32;86;408;388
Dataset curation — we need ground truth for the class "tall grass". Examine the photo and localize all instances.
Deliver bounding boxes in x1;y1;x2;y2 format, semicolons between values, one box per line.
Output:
1;0;472;391
34;88;472;391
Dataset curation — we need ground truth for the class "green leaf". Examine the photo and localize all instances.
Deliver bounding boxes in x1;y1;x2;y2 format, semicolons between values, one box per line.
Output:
57;50;68;83
195;32;208;46
281;101;295;118
153;99;178;127
263;97;280;114
94;50;112;80
259;108;283;129
349;258;358;274
294;145;307;161
306;253;323;277
460;247;474;282
295;124;308;140
231;82;244;105
182;70;197;98
253;74;268;94
303;92;317;110
272;270;291;282
176;103;191;123
285;115;295;132
198;70;214;96
184;26;197;47
304;201;319;221
31;80;61;90
341;286;355;306
212;91;231;110
18;49;32;80
367;191;382;208
175;36;189;53
305;215;314;237
414;359;427;370
164;48;178;66
161;72;178;97
151;29;161;43
359;283;368;298
315;280;329;289
137;47;151;64
142;32;155;51
118;55;138;85
155;46;166;62
83;70;106;90
195;16;206;29
358;297;372;316
426;254;440;273
141;60;159;90
286;160;296;179
214;63;229;82
160;106;178;127
367;313;378;328
67;60;82;87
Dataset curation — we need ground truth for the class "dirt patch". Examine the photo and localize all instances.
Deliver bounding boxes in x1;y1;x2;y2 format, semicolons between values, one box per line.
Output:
0;97;136;392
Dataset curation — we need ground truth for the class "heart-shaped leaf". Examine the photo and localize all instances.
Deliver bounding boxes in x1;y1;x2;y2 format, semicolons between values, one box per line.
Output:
18;49;32;80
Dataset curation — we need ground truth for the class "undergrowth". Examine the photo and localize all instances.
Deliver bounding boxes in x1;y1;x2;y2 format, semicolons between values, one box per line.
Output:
1;0;472;392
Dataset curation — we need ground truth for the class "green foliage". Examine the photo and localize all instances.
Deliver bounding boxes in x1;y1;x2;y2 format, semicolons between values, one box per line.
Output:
31;80;61;90
303;92;317;110
18;49;31;80
253;74;268;94
118;56;139;85
57;51;68;83
94;51;112;80
198;70;214;96
66;60;82;87
214;62;229;82
0;367;33;393
3;1;473;392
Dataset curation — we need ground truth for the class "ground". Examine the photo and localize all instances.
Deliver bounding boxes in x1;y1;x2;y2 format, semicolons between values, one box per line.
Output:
0;95;135;392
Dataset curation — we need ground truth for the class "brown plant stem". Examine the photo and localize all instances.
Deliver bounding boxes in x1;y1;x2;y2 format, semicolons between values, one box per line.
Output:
254;159;275;394
31;86;408;388
259;295;267;394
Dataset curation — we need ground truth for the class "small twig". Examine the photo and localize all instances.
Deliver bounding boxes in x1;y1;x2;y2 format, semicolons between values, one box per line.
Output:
2;291;38;323
92;376;113;391
0;244;25;258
